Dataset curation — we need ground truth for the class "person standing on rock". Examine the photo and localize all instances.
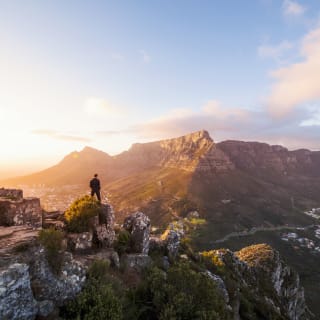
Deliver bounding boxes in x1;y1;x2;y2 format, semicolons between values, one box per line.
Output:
90;174;101;202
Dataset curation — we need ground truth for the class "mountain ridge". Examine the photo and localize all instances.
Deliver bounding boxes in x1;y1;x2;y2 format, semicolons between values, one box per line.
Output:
2;129;319;232
3;129;319;185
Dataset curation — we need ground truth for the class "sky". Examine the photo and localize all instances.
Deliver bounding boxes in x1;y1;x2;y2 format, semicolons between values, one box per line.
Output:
0;0;320;178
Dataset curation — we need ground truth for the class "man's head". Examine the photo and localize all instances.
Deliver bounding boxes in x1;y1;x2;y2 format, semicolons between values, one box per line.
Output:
94;174;98;178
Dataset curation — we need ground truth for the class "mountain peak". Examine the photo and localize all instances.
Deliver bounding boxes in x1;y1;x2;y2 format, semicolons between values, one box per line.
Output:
186;129;212;142
81;146;101;153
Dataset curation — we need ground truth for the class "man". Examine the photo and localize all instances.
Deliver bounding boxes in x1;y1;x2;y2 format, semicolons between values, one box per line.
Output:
90;173;101;202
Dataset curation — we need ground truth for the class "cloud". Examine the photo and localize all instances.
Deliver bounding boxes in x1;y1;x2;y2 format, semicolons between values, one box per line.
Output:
95;130;123;136
130;102;262;141
139;50;151;63
258;40;293;62
300;107;320;126
84;97;120;116
283;0;306;16
128;100;319;151
32;129;91;143
266;27;320;117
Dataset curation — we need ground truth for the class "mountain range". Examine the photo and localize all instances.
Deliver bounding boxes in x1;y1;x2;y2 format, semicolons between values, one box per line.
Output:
3;130;320;235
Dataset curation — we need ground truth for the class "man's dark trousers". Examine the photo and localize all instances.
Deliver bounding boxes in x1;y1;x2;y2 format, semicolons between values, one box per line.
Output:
91;189;101;202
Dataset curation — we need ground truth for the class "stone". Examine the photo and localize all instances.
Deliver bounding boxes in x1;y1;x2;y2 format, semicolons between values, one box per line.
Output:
123;212;151;254
203;270;229;303
29;249;86;306
162;256;170;270
93;224;115;248
0;193;42;228
110;251;120;269
120;254;152;272
92;203;116;248
37;299;55;318
0;188;23;200
67;232;93;251
187;211;200;219
0;263;37;320
161;221;185;258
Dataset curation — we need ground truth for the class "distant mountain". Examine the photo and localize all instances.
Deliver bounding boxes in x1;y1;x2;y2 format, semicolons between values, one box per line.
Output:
2;146;113;186
2;130;320;232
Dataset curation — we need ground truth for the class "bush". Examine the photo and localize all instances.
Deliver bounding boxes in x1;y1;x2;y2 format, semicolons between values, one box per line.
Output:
61;279;123;320
61;260;123;320
126;262;230;320
114;230;132;255
88;259;110;280
38;228;64;274
171;197;199;217
64;195;102;233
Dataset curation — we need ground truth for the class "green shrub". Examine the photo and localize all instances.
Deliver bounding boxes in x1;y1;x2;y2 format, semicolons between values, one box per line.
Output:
87;259;110;281
61;279;123;320
64;195;102;233
126;262;230;320
61;260;123;320
114;230;132;255
39;228;64;274
171;197;199;217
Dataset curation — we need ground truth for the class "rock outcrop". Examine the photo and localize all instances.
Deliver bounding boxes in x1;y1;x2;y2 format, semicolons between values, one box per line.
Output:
29;249;86;306
123;211;151;254
67;203;116;251
218;140;320;176
202;244;309;320
161;221;185;258
0;188;42;228
93;203;116;248
0;263;37;320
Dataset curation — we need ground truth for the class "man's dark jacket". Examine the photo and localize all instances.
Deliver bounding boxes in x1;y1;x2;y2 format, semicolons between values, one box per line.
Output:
90;177;100;191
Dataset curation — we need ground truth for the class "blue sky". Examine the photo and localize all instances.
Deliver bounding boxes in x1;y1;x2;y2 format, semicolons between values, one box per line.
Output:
0;0;320;177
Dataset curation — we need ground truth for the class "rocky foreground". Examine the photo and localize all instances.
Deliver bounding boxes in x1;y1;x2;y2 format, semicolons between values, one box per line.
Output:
0;188;313;319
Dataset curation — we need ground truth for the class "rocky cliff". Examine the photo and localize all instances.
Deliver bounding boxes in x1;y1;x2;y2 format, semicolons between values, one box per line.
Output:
0;188;42;228
0;208;311;320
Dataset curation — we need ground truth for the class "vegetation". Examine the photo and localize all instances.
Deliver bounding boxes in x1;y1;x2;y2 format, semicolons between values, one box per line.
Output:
126;262;229;320
38;228;64;274
61;258;230;320
236;243;275;269
171;197;199;217
114;230;132;255
61;259;123;320
64;195;102;233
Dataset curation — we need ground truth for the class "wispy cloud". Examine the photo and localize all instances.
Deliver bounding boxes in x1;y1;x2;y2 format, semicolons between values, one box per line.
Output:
128;100;319;150
283;0;306;16
84;97;121;116
300;107;320;126
95;130;123;136
32;130;91;143
258;40;293;62
266;27;320;118
139;50;151;63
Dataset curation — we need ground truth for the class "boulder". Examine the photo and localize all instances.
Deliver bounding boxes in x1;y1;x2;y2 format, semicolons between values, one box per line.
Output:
92;204;116;247
120;254;152;272
161;221;185;258
0;263;37;320
29;249;86;306
0;196;42;228
67;232;93;251
123;212;151;254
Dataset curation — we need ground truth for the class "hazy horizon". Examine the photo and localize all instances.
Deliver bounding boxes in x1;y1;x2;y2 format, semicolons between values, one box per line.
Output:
2;128;320;180
1;0;320;176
